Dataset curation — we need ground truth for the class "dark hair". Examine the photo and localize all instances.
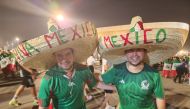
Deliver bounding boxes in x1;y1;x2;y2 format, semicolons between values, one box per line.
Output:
53;48;74;55
124;48;147;53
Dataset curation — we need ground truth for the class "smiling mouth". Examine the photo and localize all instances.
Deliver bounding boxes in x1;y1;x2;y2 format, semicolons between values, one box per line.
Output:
131;57;140;60
61;63;70;65
60;61;70;64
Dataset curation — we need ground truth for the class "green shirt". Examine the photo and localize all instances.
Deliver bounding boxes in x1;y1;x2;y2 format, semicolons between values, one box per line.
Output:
38;64;97;109
101;62;164;109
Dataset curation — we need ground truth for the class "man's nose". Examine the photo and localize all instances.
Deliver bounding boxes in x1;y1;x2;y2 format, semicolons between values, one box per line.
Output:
132;51;138;56
59;55;67;60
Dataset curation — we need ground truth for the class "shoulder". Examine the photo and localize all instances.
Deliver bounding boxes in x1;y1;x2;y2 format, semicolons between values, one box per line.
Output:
104;62;126;75
44;65;61;79
43;71;53;81
144;64;159;74
46;65;58;75
74;63;93;79
113;62;126;70
74;63;89;72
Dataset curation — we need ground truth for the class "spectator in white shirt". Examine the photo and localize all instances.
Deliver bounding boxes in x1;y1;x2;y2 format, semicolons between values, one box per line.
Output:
87;55;96;73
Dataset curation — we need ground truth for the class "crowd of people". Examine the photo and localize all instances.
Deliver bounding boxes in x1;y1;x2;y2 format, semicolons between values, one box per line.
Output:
161;56;189;84
0;49;17;79
0;49;39;106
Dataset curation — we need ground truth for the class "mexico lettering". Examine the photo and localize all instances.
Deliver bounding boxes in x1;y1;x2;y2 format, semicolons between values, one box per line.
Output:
102;28;166;49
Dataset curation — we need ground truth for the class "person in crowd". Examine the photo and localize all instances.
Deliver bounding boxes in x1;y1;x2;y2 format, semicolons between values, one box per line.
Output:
87;55;96;73
9;62;38;106
174;59;188;83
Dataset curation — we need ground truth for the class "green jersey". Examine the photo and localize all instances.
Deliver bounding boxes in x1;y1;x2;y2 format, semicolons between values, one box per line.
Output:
38;64;97;109
101;62;164;109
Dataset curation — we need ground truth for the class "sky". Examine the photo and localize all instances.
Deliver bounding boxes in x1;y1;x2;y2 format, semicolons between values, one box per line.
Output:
0;0;190;50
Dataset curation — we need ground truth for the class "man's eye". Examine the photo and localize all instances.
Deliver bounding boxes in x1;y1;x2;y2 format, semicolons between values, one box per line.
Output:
57;54;63;57
66;52;72;56
65;53;69;56
127;50;134;53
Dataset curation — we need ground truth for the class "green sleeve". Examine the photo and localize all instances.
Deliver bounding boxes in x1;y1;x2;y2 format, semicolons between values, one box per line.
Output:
38;74;51;107
101;66;116;84
153;73;165;99
85;68;97;89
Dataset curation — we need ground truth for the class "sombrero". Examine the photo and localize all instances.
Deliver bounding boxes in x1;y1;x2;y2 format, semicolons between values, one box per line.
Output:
11;19;98;70
98;16;189;65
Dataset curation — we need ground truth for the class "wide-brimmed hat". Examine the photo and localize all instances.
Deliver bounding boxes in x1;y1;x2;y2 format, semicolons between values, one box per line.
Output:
98;16;189;65
11;21;98;70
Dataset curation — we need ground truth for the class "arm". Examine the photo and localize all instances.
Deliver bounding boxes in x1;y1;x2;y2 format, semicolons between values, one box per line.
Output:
96;81;116;91
156;98;166;109
86;65;116;90
154;72;166;109
39;107;48;109
17;62;34;75
38;74;51;108
95;74;116;91
18;62;38;79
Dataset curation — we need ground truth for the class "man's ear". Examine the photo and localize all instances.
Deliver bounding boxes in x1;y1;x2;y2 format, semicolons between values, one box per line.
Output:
144;53;149;64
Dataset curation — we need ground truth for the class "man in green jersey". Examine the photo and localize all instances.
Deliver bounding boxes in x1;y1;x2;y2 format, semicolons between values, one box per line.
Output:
97;16;189;109
38;20;115;109
38;48;115;109
100;48;165;109
38;48;97;109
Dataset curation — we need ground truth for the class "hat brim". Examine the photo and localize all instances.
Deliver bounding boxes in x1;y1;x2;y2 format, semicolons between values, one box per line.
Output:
11;22;98;70
98;22;189;65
